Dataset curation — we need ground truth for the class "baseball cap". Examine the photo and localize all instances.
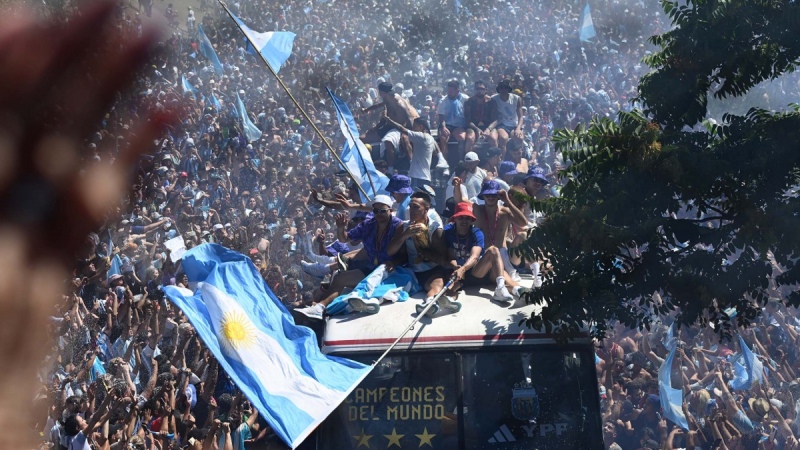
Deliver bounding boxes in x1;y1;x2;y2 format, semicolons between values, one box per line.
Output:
370;194;393;209
464;152;479;162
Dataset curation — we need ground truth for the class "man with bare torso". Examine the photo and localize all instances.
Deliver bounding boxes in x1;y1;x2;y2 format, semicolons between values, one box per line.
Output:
360;82;419;173
453;177;528;281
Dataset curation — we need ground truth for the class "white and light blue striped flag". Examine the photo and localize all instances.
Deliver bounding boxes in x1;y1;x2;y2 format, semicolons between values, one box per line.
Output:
198;24;224;76
327;87;389;202
228;10;295;74
579;4;597;42
730;334;764;391
163;244;371;449
182;75;199;98
210;92;222;111
658;344;689;430
235;92;262;143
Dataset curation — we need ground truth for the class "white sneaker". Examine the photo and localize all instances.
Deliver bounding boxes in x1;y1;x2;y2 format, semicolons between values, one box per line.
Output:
493;286;514;303
532;275;543;288
301;261;330;278
509;270;522;283
295;303;325;320
415;300;440;317
348;297;381;314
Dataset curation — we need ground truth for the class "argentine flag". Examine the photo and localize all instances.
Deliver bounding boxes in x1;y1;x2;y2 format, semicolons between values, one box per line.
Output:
182;75;199;98
658;344;689;430
226;8;295;74
579;3;597;42
198;24;224;76
730;334;764;391
327;87;389;202
236;92;262;143
163;244;371;449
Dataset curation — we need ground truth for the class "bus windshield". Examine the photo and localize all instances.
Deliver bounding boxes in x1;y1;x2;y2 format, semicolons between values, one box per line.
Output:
318;347;602;450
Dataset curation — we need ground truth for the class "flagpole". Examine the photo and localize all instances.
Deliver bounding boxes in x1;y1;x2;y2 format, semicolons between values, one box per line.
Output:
371;275;457;367
325;87;378;197
217;0;370;200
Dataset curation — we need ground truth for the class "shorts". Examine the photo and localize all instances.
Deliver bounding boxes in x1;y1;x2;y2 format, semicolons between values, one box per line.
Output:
496;124;516;134
414;266;448;287
464;270;493;286
381;129;402;156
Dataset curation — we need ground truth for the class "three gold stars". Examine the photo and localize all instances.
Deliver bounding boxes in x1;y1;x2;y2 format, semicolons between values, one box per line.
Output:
383;428;404;448
352;427;436;448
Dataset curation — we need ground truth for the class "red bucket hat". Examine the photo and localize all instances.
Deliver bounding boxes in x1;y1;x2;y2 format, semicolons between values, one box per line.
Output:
450;202;476;222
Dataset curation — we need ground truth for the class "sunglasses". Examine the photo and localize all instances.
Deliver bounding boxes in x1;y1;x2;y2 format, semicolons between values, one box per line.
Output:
373;208;390;214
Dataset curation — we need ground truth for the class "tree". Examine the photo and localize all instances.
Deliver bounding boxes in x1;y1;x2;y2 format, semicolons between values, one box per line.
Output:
516;0;800;341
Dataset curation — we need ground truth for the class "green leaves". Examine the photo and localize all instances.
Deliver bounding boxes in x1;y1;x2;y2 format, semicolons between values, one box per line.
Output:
639;0;800;128
516;105;800;341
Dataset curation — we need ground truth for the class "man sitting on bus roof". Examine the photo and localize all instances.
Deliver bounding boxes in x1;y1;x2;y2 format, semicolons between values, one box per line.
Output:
386;191;457;317
295;195;403;320
441;202;529;313
454;177;529;282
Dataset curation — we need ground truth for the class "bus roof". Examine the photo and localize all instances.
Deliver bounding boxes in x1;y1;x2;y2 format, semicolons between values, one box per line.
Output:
321;276;589;355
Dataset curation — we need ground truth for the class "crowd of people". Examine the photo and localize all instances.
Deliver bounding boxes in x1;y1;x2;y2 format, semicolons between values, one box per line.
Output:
29;0;800;449
598;297;800;450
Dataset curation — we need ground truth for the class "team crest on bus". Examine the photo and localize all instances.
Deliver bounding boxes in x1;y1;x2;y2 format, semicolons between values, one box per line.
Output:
511;383;539;421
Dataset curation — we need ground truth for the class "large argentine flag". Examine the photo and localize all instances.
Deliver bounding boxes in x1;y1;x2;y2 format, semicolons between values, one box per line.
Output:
658;344;689;430
227;9;295;74
327;87;389;202
579;4;597;42
163;244;371;448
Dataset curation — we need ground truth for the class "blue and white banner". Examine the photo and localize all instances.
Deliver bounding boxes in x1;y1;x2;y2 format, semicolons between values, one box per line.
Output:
210;93;222;112
163;244;371;449
658;344;689;430
579;4;597;42
327;87;389;202
730;334;764;391
227;9;295;74
198;24;224;76
182;75;199;98
235;92;262;143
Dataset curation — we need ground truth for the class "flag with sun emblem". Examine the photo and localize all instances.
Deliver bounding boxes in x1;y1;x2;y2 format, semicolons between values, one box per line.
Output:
163;244;372;449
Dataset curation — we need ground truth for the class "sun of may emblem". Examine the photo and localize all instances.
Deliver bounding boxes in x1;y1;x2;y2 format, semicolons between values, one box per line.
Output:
219;309;257;350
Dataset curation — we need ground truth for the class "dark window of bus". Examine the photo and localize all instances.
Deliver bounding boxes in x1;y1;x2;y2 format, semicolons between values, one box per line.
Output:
319;354;458;450
461;349;603;450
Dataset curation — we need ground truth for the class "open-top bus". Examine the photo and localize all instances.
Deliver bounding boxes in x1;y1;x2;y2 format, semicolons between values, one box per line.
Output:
312;277;604;450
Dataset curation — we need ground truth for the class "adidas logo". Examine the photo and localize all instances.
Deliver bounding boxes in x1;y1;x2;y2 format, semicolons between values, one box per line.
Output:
487;424;516;443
